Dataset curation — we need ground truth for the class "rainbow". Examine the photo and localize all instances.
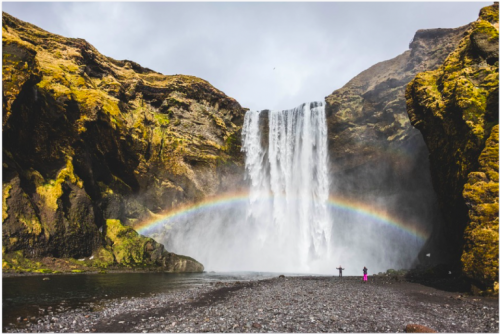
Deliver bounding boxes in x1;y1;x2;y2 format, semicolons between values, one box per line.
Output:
135;191;429;241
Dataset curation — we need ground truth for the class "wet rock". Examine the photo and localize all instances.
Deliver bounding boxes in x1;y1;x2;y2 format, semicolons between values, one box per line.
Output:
405;324;437;333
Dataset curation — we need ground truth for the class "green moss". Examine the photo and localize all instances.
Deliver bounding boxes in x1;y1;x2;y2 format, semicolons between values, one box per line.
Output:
154;112;170;126
71;269;84;273
105;219;151;265
2;251;39;272
34;268;53;273
92;246;115;268
224;132;241;154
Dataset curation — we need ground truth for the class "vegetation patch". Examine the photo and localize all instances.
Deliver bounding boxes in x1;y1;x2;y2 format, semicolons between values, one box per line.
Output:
36;157;79;212
462;125;499;296
406;4;499;295
105;219;151;266
2;184;12;222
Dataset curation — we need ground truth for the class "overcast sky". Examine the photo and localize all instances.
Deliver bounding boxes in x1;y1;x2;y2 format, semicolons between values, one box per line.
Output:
2;2;488;110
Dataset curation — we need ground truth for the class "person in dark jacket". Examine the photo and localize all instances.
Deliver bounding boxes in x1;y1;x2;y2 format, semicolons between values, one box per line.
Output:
363;266;368;282
336;266;345;279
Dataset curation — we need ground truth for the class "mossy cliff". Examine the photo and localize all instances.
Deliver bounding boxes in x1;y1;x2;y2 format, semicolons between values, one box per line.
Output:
406;4;499;294
323;15;472;254
2;12;246;272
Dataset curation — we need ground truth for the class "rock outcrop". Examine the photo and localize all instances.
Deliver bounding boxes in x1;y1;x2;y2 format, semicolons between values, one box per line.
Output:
324;14;472;263
406;4;499;294
326;23;470;175
2;12;245;272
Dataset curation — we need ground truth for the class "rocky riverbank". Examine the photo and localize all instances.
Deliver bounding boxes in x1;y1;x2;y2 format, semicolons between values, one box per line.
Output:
4;276;498;333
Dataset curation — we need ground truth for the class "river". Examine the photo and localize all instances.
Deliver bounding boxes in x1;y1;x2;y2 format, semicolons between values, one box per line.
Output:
2;271;286;330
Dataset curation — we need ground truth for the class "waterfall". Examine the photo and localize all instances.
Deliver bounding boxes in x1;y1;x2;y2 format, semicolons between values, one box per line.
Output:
241;101;331;271
153;100;424;274
154;101;334;273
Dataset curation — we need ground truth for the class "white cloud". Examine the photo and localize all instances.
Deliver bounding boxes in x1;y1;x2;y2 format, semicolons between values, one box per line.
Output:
3;2;488;110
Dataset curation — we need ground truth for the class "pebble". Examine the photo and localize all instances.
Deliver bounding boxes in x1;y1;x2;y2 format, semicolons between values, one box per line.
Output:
3;276;499;333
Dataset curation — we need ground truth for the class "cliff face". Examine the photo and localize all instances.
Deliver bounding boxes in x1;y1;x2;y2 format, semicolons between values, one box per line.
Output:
325;24;470;174
406;4;499;294
2;12;245;272
324;19;472;260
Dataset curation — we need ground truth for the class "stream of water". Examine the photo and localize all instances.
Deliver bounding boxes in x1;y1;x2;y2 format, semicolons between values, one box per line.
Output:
2;271;283;329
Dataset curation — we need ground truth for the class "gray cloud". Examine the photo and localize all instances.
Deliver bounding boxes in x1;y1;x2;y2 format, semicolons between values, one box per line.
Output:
3;2;488;110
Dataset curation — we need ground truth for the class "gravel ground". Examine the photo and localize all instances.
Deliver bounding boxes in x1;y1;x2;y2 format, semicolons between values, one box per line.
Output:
4;276;498;333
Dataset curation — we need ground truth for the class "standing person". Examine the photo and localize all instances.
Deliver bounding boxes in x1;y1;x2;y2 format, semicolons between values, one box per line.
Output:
336;265;345;279
363;266;368;282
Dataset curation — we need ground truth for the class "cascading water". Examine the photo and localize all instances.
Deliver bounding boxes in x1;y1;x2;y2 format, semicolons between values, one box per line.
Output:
241;102;331;272
153;101;426;274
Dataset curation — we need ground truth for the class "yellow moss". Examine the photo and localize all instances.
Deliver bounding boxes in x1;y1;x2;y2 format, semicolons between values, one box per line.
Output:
36;157;79;211
210;113;227;130
105;219;150;265
1;26;36;51
71;88;121;116
462;125;499;294
480;4;499;23
475;20;499;41
407;6;498;295
16;204;42;237
97;247;115;264
2;260;11;269
3;184;12;222
1;250;40;272
97;182;114;195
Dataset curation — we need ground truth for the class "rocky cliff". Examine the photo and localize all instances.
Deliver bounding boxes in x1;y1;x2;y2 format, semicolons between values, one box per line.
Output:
406;4;499;295
2;12;245;272
324;16;472;262
326;24;470;175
